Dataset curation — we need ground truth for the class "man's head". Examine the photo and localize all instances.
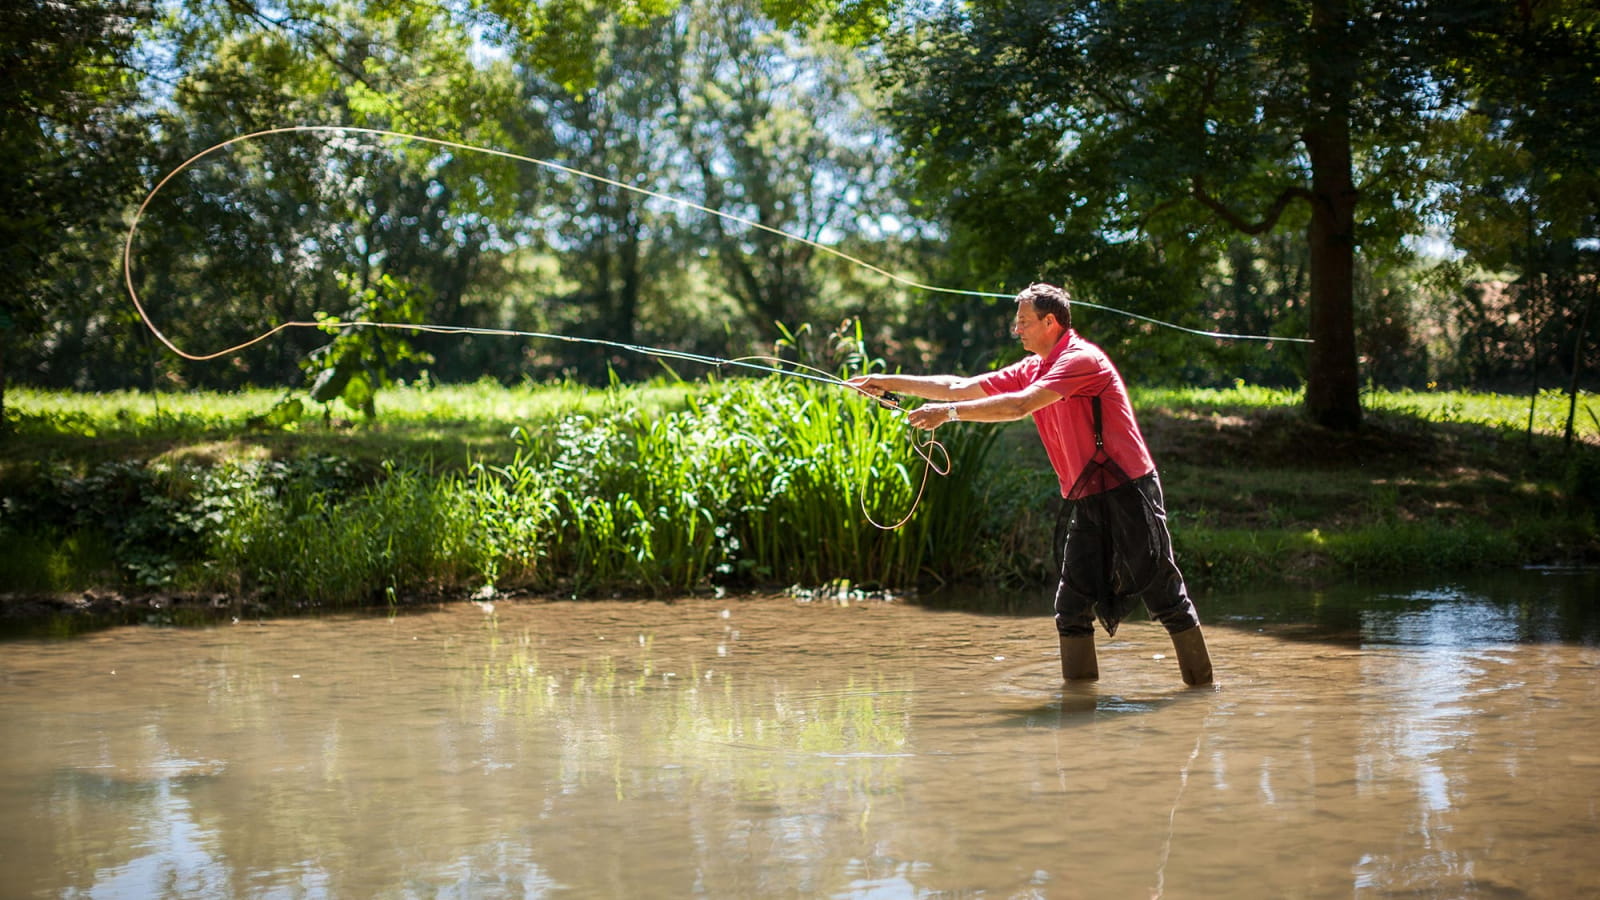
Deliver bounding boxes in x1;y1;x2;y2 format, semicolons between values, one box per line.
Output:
1012;283;1072;356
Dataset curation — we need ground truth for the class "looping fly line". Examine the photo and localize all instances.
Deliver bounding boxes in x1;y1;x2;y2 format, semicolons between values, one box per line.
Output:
122;125;1309;530
123;124;1311;356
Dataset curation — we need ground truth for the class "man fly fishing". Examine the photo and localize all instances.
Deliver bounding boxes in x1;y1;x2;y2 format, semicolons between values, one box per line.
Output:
848;283;1214;686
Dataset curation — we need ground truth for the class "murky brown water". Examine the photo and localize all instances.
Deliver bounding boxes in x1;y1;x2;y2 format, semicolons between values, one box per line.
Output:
2;573;1597;898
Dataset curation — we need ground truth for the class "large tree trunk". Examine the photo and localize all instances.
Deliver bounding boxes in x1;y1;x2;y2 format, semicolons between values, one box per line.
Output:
1301;0;1363;432
1303;131;1362;431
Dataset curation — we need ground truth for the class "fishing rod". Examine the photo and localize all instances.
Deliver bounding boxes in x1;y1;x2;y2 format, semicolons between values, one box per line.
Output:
233;319;912;415
308;321;893;398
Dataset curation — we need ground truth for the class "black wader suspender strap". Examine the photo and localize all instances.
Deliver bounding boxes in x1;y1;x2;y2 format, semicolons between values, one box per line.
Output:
1056;394;1108;575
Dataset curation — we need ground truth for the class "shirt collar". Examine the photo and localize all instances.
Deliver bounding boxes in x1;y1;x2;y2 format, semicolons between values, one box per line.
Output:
1038;328;1077;365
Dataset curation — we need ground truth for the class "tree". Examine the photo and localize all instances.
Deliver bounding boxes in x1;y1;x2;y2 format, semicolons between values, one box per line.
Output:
123;0;519;394
478;0;920;378
873;0;1499;430
12;0;950;395
675;0;905;334
0;0;152;424
1439;0;1600;444
496;12;689;380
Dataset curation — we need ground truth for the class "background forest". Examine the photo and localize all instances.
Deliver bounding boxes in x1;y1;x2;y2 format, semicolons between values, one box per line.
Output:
2;0;1597;433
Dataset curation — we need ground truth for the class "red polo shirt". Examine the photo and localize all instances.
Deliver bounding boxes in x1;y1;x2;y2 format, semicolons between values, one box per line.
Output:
973;330;1156;498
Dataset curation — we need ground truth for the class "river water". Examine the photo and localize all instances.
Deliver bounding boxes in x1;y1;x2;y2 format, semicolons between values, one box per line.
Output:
2;570;1596;899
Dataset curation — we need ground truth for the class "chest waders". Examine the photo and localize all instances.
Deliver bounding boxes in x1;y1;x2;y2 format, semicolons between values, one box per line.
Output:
1053;397;1213;686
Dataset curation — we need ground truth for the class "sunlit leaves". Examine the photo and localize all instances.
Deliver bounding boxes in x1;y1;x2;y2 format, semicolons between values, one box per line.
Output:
473;0;677;93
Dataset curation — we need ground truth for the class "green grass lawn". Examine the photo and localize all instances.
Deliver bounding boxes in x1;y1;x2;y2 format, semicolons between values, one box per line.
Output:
3;381;703;474
1134;385;1598;583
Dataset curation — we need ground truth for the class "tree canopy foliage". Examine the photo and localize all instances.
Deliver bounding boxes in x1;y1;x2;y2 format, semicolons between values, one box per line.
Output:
3;0;1596;431
872;0;1597;429
1;0;153;419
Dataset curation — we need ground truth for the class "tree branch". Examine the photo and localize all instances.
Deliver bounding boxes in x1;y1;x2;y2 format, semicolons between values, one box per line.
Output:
1189;177;1311;235
220;0;428;132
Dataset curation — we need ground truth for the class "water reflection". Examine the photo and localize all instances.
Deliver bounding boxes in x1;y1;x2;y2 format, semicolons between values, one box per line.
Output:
1209;567;1600;646
0;572;1596;898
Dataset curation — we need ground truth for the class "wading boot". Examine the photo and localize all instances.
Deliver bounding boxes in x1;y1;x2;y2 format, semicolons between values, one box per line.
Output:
1059;634;1099;681
1170;626;1213;687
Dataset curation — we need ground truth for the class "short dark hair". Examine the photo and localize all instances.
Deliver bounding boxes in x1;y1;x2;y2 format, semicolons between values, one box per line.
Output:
1016;283;1072;330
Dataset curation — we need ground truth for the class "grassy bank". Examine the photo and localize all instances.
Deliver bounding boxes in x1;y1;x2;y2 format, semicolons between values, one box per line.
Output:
2;382;1596;619
1145;385;1599;584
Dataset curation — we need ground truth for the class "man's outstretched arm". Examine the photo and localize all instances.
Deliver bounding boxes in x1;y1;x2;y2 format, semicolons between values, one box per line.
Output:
845;373;987;402
903;383;1062;430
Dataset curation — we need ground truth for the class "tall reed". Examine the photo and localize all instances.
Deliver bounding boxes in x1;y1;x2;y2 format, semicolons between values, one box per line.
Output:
505;379;1001;594
210;463;489;606
193;379;1003;604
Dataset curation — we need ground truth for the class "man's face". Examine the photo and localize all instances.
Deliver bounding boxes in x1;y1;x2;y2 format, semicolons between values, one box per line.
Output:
1011;300;1060;356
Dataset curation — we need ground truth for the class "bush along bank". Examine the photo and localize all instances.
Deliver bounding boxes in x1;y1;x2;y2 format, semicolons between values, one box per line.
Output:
0;381;1006;611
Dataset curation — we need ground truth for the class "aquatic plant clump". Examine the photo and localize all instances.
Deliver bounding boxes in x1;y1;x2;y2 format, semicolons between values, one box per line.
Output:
0;380;1000;606
490;379;1002;596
